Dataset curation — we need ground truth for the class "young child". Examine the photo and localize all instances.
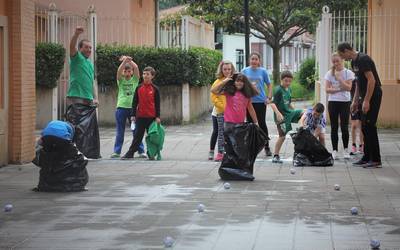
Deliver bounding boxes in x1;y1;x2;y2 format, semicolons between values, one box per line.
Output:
110;56;146;158
270;71;304;163
350;79;363;155
122;66;161;159
209;60;235;161
300;103;326;146
210;73;259;131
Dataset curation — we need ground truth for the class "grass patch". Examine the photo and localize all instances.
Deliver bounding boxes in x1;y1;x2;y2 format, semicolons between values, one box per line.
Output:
290;79;314;100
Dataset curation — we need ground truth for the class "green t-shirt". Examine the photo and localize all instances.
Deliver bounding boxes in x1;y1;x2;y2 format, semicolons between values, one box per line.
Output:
273;85;292;117
117;76;139;108
67;52;94;100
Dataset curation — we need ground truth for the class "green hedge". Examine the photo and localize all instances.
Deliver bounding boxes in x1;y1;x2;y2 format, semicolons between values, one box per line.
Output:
96;45;222;87
35;42;66;89
298;57;316;90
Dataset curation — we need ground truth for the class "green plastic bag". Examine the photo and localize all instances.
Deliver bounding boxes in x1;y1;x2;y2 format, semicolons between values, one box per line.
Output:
145;121;165;160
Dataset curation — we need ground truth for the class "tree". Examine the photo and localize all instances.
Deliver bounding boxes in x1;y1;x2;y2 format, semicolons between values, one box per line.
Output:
185;0;367;84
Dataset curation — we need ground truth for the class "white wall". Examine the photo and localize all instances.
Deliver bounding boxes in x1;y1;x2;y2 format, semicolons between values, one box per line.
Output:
222;33;245;68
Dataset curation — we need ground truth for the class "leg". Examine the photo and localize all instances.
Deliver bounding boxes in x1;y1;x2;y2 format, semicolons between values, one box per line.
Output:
328;101;339;151
351;120;357;145
123;118;150;157
364;89;382;163
210;115;218;151
318;133;326;147
216;114;225;153
132;128;145;154
113;108;127;155
274;136;286;156
339;102;351;150
248;103;270;149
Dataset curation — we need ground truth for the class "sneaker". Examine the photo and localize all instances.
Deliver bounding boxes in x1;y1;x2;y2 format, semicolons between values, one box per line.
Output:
343;148;351;159
358;144;364;154
352;159;368;166
208;151;214;160
121;152;134;160
350;144;357;155
332;150;338;160
363;161;382;169
265;148;272;157
110;153;120;158
272;155;283;164
137;152;147;159
214;152;224;162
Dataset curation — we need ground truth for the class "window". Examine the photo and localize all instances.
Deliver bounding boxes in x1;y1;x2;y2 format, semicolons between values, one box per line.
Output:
236;49;244;71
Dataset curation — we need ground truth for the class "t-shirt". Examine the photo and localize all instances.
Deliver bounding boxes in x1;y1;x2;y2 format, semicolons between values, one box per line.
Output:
273;85;292;117
351;53;381;98
304;108;326;131
241;66;271;103
224;91;250;124
324;69;354;102
117;76;139;108
42;120;74;141
137;83;156;118
67;52;94;100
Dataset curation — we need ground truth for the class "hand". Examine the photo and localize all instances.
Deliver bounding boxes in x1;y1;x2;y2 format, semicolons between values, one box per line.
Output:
334;71;342;81
350;102;358;113
155;117;161;124
75;26;84;36
277;113;284;122
265;97;272;105
92;99;99;106
254;122;259;127
362;100;370;114
131;116;136;122
223;77;232;83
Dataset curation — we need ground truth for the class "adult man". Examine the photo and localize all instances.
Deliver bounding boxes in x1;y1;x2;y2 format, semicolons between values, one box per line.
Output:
65;26;101;159
337;42;382;168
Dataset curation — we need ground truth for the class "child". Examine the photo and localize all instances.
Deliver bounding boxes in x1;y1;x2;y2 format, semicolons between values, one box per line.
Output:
210;73;259;131
242;52;273;156
122;66;161;159
270;71;304;164
300;103;326;146
110;56;146;158
350;79;363;155
209;60;235;161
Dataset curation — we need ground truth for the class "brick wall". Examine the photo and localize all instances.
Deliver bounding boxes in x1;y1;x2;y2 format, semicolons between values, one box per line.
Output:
8;0;36;163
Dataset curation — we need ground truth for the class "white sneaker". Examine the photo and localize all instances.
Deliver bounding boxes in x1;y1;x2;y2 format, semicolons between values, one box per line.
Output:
332;150;338;160
343;149;351;159
137;152;147;159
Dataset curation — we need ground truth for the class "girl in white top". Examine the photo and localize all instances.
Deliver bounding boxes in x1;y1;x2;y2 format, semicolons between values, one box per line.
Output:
324;53;354;160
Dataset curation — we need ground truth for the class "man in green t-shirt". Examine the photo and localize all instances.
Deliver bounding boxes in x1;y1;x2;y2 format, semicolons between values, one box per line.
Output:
66;26;97;105
270;71;304;163
110;56;146;159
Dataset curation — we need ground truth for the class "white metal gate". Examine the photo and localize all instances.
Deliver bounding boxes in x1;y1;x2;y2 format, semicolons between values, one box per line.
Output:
35;3;96;119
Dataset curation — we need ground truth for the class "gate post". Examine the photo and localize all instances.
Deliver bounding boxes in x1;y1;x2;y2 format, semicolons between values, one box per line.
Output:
87;5;97;65
48;3;58;120
317;6;332;109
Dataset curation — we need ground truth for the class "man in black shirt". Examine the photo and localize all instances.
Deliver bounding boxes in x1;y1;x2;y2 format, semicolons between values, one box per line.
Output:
338;43;382;168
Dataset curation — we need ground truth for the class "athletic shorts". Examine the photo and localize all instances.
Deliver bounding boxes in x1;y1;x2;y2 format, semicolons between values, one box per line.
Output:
276;109;303;137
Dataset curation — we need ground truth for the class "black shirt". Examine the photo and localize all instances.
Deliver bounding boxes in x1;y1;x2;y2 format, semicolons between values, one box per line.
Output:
351;53;381;98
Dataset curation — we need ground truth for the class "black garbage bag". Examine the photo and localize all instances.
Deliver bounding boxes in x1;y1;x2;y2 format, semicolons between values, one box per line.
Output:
33;135;89;192
218;123;267;181
65;103;101;159
291;127;334;167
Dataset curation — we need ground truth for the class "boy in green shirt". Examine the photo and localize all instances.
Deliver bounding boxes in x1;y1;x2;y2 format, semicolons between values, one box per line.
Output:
110;56;146;158
270;71;304;163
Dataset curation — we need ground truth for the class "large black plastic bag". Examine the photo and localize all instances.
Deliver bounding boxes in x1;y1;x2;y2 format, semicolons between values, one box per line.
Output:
291;127;334;167
33;135;89;192
65;103;101;159
218;123;267;181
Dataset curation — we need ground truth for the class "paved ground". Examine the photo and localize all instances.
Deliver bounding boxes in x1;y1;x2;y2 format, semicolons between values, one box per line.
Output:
1;102;400;250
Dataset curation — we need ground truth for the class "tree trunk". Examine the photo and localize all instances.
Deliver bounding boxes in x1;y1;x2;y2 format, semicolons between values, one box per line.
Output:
272;45;281;85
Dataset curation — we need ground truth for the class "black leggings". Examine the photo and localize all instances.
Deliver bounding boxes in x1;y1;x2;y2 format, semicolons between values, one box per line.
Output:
246;103;270;149
328;101;350;151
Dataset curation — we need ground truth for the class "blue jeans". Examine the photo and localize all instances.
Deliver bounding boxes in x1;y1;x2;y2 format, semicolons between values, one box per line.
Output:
113;107;144;154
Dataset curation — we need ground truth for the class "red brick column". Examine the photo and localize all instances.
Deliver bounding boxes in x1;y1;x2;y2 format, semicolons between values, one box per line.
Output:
8;0;35;163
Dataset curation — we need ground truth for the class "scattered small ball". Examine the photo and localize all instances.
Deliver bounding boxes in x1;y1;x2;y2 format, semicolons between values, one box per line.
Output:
197;203;205;213
290;168;296;175
223;182;231;190
370;239;380;249
334;184;341;191
163;236;174;248
4;204;13;212
351;207;358;215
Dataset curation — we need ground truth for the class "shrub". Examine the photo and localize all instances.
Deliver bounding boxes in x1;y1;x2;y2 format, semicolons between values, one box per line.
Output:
35;43;66;88
96;45;222;87
298;57;316;90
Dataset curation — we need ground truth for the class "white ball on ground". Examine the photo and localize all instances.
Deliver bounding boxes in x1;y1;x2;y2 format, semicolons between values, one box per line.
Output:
4;204;13;212
334;184;341;191
290;168;296;175
163;236;174;248
351;207;358;215
197;203;205;213
370;239;380;249
223;182;231;189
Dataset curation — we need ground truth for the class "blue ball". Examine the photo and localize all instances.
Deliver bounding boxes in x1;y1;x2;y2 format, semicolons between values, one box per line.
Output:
163;236;174;248
370;239;380;249
351;207;358;215
4;204;13;212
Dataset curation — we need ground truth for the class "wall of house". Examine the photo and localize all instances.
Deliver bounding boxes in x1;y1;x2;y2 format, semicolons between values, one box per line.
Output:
369;0;400;126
